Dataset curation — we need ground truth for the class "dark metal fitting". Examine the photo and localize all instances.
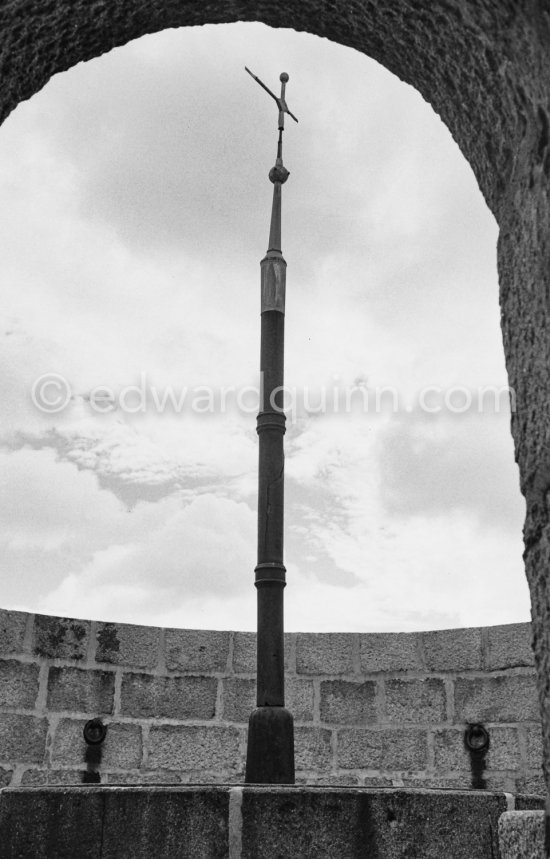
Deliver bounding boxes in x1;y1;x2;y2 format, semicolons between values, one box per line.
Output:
83;718;107;746
256;411;286;434
261;251;286;264
255;563;287;585
464;723;489;753
269;164;290;184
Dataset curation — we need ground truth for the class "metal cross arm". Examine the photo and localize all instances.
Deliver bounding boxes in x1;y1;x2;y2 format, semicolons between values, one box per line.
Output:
245;67;299;129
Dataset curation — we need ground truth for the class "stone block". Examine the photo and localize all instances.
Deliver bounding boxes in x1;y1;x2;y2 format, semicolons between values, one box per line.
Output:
525;723;543;769
485;774;518;792
499;810;545;859
33;614;89;662
433;726;521;773
0;659;40;709
104;770;183;784
316;774;362;786
181;771;243;785
231;632;293;674
361;776;394;787
148;725;241;773
240;787;508;858
485;623;535;670
21;769;87;786
296;633;354;675
359;632;420;673
0;786;536;859
432;728;473;773
47;666;115;714
221;677;255;722
486;727;522;770
0;786;230;859
454;674;539;722
120;673;217;720
164;629;230;673
286;678;315;722
0;610;28;655
385;678;446;724
294;727;332;772
96;622;159;669
516;795;545;810
402;775;470;790
0;714;47;764
338;728;427;770
52;719;142;769
319;680;377;725
0;767;13;787
232;632;256;673
422;627;482;671
516;774;546;796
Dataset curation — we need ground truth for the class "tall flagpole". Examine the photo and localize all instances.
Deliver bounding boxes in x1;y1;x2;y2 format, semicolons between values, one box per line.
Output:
244;69;297;784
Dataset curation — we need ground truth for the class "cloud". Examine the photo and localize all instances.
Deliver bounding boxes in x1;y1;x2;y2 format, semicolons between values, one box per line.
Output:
40;492;256;622
0;446;256;622
376;410;524;528
0;447;122;551
0;22;529;632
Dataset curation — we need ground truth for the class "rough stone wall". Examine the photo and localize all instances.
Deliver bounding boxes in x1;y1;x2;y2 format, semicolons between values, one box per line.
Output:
0;610;542;793
1;0;550;791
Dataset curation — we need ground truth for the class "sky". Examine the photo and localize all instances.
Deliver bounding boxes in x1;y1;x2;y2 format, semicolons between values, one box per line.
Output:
0;23;531;632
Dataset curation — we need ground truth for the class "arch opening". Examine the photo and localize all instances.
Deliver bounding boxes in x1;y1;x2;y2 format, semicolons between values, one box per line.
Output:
1;0;549;793
0;22;528;635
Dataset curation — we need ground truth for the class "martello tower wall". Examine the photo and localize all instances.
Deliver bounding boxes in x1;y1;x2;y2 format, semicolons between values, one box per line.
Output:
0;609;542;794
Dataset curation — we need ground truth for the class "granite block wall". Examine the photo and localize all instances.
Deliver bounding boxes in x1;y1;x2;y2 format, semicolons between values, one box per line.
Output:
0;610;542;793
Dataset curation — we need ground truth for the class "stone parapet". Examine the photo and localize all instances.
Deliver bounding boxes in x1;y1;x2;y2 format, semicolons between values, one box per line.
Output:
0;609;542;791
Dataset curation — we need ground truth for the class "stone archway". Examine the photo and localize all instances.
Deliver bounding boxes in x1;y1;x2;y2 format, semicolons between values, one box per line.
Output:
1;0;549;792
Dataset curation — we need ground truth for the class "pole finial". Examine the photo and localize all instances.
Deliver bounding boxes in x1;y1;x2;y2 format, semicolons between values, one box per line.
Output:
245;67;298;128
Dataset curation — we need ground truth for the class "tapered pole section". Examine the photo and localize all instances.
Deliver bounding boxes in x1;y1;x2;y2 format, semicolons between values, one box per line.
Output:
245;71;296;784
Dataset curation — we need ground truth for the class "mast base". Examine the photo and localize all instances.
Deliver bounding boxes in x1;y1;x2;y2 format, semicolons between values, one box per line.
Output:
245;706;295;784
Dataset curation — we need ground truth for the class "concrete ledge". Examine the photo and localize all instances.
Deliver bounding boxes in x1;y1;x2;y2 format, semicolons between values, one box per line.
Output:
499;811;546;859
0;785;541;858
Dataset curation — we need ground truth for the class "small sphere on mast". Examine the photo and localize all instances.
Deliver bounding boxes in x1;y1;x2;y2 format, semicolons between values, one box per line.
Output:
280;72;289;82
269;164;290;184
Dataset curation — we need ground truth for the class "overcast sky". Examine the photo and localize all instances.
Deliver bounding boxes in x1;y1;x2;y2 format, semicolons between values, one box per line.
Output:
0;23;531;632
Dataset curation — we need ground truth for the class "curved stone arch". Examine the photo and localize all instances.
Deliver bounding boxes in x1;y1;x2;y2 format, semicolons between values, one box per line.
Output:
1;1;550;791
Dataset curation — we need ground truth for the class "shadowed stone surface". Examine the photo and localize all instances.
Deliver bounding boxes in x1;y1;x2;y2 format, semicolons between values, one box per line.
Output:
0;786;538;858
241;788;509;859
0;786;230;859
1;0;550;791
499;810;545;859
